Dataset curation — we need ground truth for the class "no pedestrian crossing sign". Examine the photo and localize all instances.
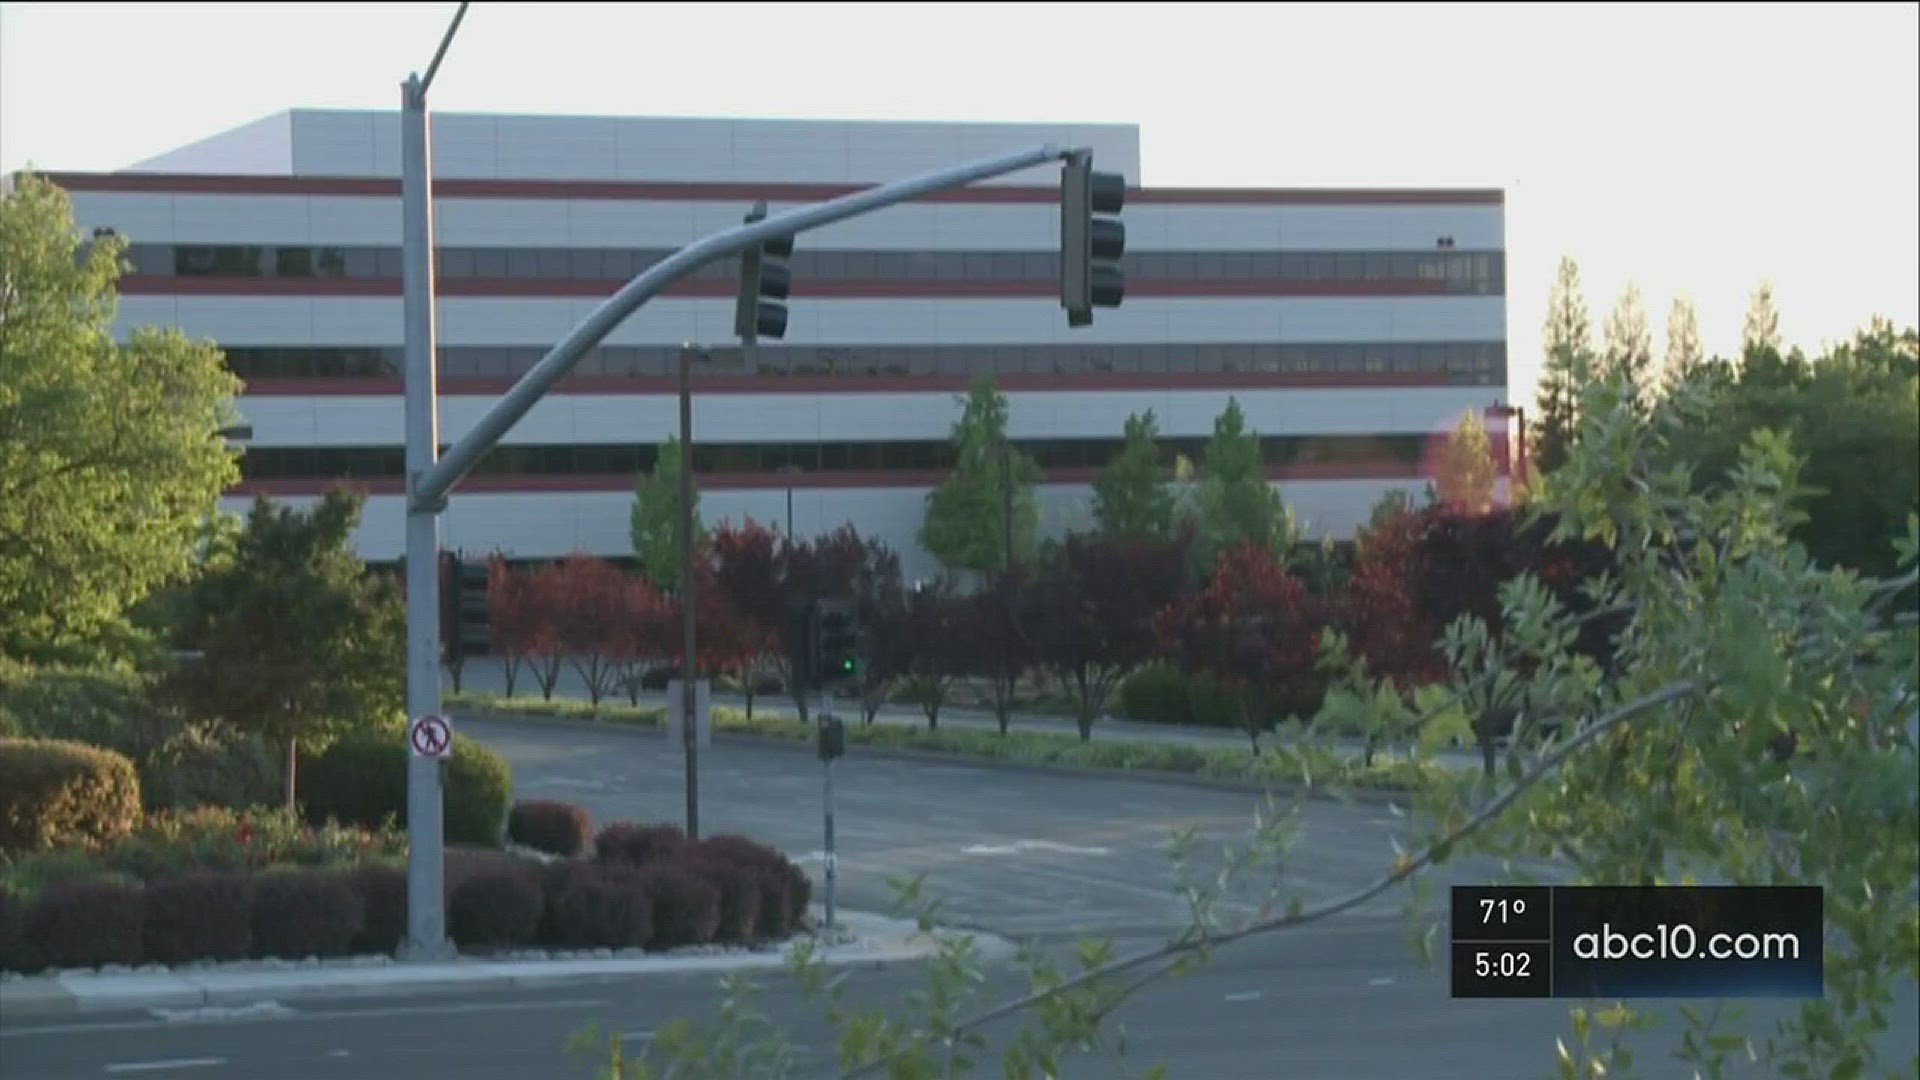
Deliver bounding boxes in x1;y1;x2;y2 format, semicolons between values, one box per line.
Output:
409;714;453;759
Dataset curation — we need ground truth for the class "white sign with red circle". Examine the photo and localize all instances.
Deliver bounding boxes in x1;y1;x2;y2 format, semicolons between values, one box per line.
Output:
410;714;453;759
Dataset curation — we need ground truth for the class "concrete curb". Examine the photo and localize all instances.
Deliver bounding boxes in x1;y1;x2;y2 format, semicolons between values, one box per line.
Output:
0;910;1007;1020
455;708;1421;809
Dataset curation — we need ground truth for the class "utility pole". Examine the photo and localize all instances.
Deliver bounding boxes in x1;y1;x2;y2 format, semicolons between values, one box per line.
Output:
398;0;469;962
679;344;703;839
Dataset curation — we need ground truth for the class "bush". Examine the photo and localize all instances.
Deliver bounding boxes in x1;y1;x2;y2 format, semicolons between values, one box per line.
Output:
595;822;687;869
636;864;720;949
1116;664;1242;728
98;806;405;880
508;800;592;858
303;722;512;846
350;866;407;955
687;835;805;936
679;857;764;943
138;726;280;812
449;871;544;952
543;863;652;951
251;871;364;959
0;659;163;759
143;872;252;963
0;737;143;854
27;878;145;969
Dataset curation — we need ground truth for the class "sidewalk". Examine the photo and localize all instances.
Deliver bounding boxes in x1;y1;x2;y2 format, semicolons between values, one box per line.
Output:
452;659;1489;771
0;909;1002;1019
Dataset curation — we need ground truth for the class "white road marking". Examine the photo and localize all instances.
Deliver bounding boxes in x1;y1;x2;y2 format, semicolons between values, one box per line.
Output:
1224;991;1264;1002
326;1050;350;1058
1369;976;1397;986
104;1059;226;1074
3;998;611;1040
148;1003;293;1024
961;840;1113;857
618;1030;656;1043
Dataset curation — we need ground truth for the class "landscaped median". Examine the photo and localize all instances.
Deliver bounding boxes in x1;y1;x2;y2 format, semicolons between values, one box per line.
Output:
445;692;1454;797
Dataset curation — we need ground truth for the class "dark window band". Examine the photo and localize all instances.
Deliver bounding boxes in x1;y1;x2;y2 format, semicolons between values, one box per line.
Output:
222;341;1507;383
238;434;1438;483
126;243;1504;295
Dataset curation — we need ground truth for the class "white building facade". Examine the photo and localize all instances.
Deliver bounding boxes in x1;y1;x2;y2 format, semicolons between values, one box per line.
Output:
44;110;1514;580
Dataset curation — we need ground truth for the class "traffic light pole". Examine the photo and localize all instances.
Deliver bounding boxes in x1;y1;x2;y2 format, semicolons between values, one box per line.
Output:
402;141;1085;956
400;72;452;962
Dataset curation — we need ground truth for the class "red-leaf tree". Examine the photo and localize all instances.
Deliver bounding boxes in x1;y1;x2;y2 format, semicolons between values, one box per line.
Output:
954;569;1033;734
897;579;967;729
710;519;787;718
486;555;528;697
1154;540;1324;751
520;561;570;701
1028;531;1192;741
547;554;641;709
1334;506;1446;691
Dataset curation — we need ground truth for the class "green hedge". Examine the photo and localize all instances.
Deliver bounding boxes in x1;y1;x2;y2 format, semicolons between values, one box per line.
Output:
1116;663;1244;728
302;720;512;845
0;737;143;854
0;658;279;811
448;694;1443;794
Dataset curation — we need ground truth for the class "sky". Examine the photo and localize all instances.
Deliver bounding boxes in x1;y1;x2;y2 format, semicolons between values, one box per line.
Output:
3;1;1915;405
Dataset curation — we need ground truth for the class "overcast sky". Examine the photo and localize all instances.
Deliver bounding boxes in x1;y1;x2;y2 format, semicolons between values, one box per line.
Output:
3;2;1915;404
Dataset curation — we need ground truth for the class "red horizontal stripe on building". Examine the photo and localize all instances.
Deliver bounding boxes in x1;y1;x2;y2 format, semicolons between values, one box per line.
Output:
117;275;1457;299
239;372;1457;397
41;171;1503;206
227;460;1426;500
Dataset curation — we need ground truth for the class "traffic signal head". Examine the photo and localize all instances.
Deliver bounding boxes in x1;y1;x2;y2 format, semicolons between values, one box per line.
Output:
735;201;795;343
1060;154;1126;328
810;599;860;686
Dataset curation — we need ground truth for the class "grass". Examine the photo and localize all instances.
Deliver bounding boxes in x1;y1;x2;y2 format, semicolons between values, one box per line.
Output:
445;691;1452;795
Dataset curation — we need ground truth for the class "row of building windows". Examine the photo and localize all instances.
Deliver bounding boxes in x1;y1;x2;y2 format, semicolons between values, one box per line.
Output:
124;244;1504;294
239;434;1436;482
224;342;1508;382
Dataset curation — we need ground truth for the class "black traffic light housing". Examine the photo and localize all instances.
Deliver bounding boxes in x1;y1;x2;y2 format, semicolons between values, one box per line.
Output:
735;200;795;343
811;599;861;688
440;551;491;660
1060;154;1126;327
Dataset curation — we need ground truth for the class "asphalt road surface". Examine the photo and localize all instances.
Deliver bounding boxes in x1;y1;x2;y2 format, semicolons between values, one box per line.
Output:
5;716;1913;1079
8;922;1915;1080
460;714;1553;941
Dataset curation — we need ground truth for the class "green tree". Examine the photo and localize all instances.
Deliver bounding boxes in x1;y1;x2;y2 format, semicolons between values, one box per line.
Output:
1532;255;1595;474
1666;318;1918;576
0;173;242;660
631;435;707;592
163;490;403;809
1741;279;1783;365
1600;282;1654;404
582;351;1919;1080
1091;410;1175;542
1433;410;1497;512
919;377;1041;572
1661;293;1704;393
1190;397;1295;577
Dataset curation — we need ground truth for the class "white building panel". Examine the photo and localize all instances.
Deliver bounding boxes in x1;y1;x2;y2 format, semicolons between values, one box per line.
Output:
69;190;1504;255
232;387;1500;449
69;193;177;243
132;112;294;174
117;296;1506;348
224;475;1429;572
281;110;1139;187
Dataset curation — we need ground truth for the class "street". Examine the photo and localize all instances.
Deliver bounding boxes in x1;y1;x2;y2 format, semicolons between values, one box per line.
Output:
3;715;1914;1079
7;919;1915;1079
